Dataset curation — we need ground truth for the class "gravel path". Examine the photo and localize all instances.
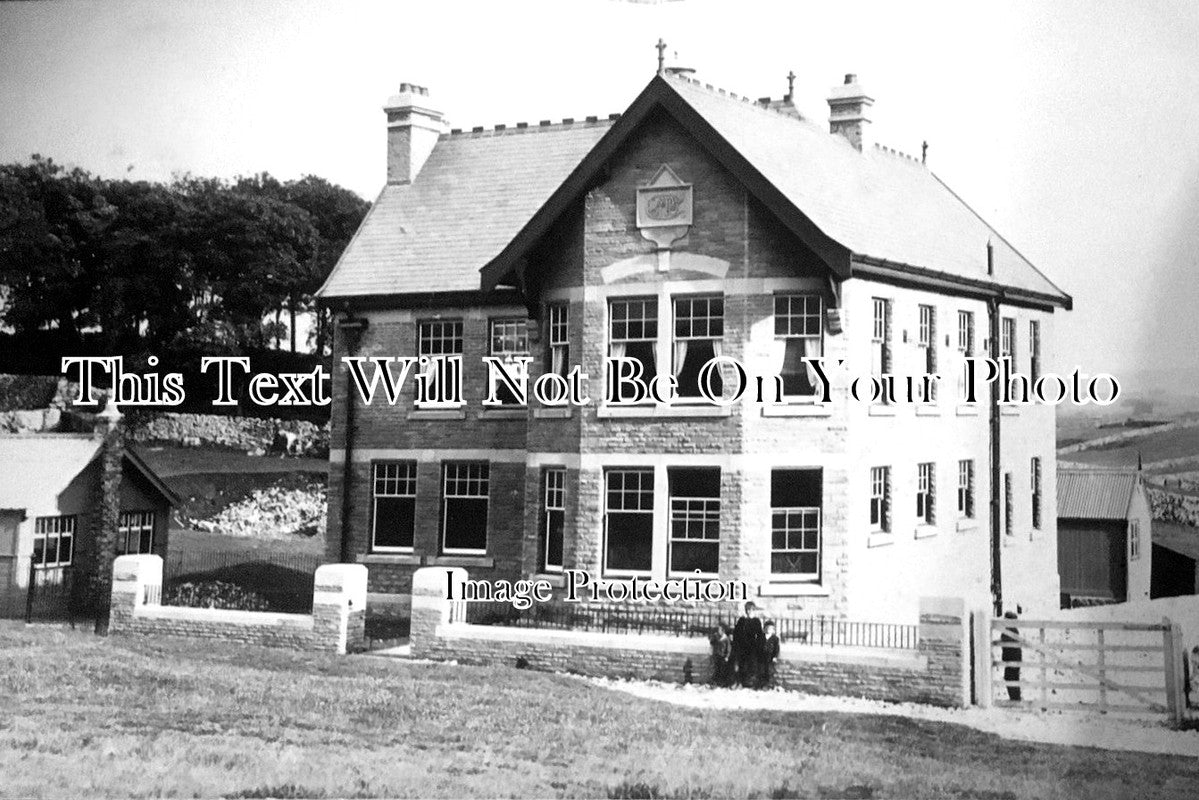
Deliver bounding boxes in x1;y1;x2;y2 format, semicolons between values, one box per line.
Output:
588;677;1199;757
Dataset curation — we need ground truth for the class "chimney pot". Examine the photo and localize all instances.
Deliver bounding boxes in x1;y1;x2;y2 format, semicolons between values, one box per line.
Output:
844;73;856;84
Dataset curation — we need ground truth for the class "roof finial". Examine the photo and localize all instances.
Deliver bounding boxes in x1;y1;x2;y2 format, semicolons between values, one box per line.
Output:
921;140;928;164
786;70;796;99
656;38;667;74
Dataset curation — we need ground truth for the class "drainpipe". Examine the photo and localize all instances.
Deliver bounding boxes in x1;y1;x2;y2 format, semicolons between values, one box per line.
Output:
336;314;367;564
988;296;1003;617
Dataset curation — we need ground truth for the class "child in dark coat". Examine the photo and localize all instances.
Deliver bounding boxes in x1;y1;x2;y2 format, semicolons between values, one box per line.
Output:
709;624;733;687
761;621;781;689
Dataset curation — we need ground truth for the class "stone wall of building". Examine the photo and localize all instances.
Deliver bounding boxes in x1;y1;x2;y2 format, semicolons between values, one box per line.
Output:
410;568;971;707
109;554;366;653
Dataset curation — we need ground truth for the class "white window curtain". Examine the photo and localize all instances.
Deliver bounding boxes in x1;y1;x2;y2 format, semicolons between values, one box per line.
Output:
551;345;566;376
802;335;821;388
673;340;688;376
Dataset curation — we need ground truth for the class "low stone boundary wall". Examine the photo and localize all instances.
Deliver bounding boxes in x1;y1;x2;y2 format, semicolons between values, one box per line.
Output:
411;568;970;707
109;555;366;653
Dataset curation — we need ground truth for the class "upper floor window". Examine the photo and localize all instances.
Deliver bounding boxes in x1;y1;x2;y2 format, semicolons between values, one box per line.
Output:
957;311;975;355
33;515;74;568
609;298;657;392
918;304;937;402
418;319;464;356
774;294;823;397
871;298;892;403
916;462;936;526
673;296;724;399
442;462;489;554
770;469;822;581
117;511;155;556
489;318;530;405
373;461;417;551
957;310;975;401
1029;320;1042;383
547;304;570;378
1001;317;1016;362
869;466;890;533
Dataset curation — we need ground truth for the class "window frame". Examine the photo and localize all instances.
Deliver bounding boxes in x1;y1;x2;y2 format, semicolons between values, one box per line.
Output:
440;461;490;555
117;510;156;556
1029;319;1042;383
1130;519;1141;561
602;467;655;577
774;293;824;398
671;294;725;400
871;297;892;403
32;515;75;569
918;304;937;402
916;462;936;526
770;469;823;582
1000;316;1016;362
371;461;418;553
607;297;659;403
667;467;721;578
957;459;975;520
547;303;570;379
869;466;891;533
488;317;531;406
542;467;566;573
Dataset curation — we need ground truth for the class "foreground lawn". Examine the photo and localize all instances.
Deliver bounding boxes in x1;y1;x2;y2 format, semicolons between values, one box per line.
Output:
1;626;1197;799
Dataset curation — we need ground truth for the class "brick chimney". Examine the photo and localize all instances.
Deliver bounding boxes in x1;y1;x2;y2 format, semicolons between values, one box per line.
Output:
827;73;873;151
384;83;446;184
92;396;124;634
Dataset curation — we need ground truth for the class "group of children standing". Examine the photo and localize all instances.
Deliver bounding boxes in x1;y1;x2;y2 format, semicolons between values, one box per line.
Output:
708;601;781;689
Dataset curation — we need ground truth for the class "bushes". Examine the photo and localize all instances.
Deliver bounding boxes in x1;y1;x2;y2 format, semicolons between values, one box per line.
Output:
163;580;271;611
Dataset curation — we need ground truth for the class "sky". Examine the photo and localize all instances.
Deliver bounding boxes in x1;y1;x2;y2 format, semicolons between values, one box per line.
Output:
1;0;1197;394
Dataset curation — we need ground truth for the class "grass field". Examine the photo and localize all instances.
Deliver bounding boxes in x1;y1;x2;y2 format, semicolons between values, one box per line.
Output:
1063;425;1199;469
2;627;1197;799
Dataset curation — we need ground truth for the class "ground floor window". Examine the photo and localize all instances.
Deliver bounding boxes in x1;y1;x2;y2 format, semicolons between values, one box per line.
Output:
916;462;936;525
33;515;74;568
869;466;890;532
604;468;654;574
668;467;720;576
373;461;417;551
442;462;489;553
958;460;975;519
117;511;155;555
543;468;566;572
770;469;822;581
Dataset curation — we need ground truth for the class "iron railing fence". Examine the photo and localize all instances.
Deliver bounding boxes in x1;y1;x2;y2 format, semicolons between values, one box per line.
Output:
462;601;918;650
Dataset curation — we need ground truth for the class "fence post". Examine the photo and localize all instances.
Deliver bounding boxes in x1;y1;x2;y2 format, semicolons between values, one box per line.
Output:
23;556;36;624
1163;616;1185;726
972;610;992;708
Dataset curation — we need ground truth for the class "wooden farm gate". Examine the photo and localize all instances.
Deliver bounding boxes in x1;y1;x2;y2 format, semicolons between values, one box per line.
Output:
985;617;1187;723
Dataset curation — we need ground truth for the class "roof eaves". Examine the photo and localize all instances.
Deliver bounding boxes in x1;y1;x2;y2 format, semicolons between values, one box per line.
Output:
315;185;389;302
852;255;1072;310
123;447;181;507
928;171;1073;309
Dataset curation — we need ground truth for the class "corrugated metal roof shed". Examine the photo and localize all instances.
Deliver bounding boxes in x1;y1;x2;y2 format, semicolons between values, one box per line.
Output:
1057;467;1138;520
1152;521;1199;561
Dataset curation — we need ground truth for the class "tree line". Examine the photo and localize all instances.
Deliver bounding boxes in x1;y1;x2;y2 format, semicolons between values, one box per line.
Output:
0;156;370;365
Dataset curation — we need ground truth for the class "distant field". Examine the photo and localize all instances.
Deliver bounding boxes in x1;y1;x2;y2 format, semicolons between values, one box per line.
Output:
136;444;327;477
1062;426;1199;469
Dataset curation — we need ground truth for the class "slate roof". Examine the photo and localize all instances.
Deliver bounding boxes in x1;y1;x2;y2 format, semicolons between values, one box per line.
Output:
1153;521;1199;561
319;72;1070;306
319;120;614;297
0;434;179;511
1057;467;1140;520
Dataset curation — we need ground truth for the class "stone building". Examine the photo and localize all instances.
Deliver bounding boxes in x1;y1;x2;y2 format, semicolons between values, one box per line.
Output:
317;65;1072;624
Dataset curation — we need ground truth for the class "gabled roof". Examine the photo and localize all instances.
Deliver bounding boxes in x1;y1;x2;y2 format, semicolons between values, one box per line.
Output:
318;119;614;298
0;434;180;510
1057;467;1141;520
320;72;1071;310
